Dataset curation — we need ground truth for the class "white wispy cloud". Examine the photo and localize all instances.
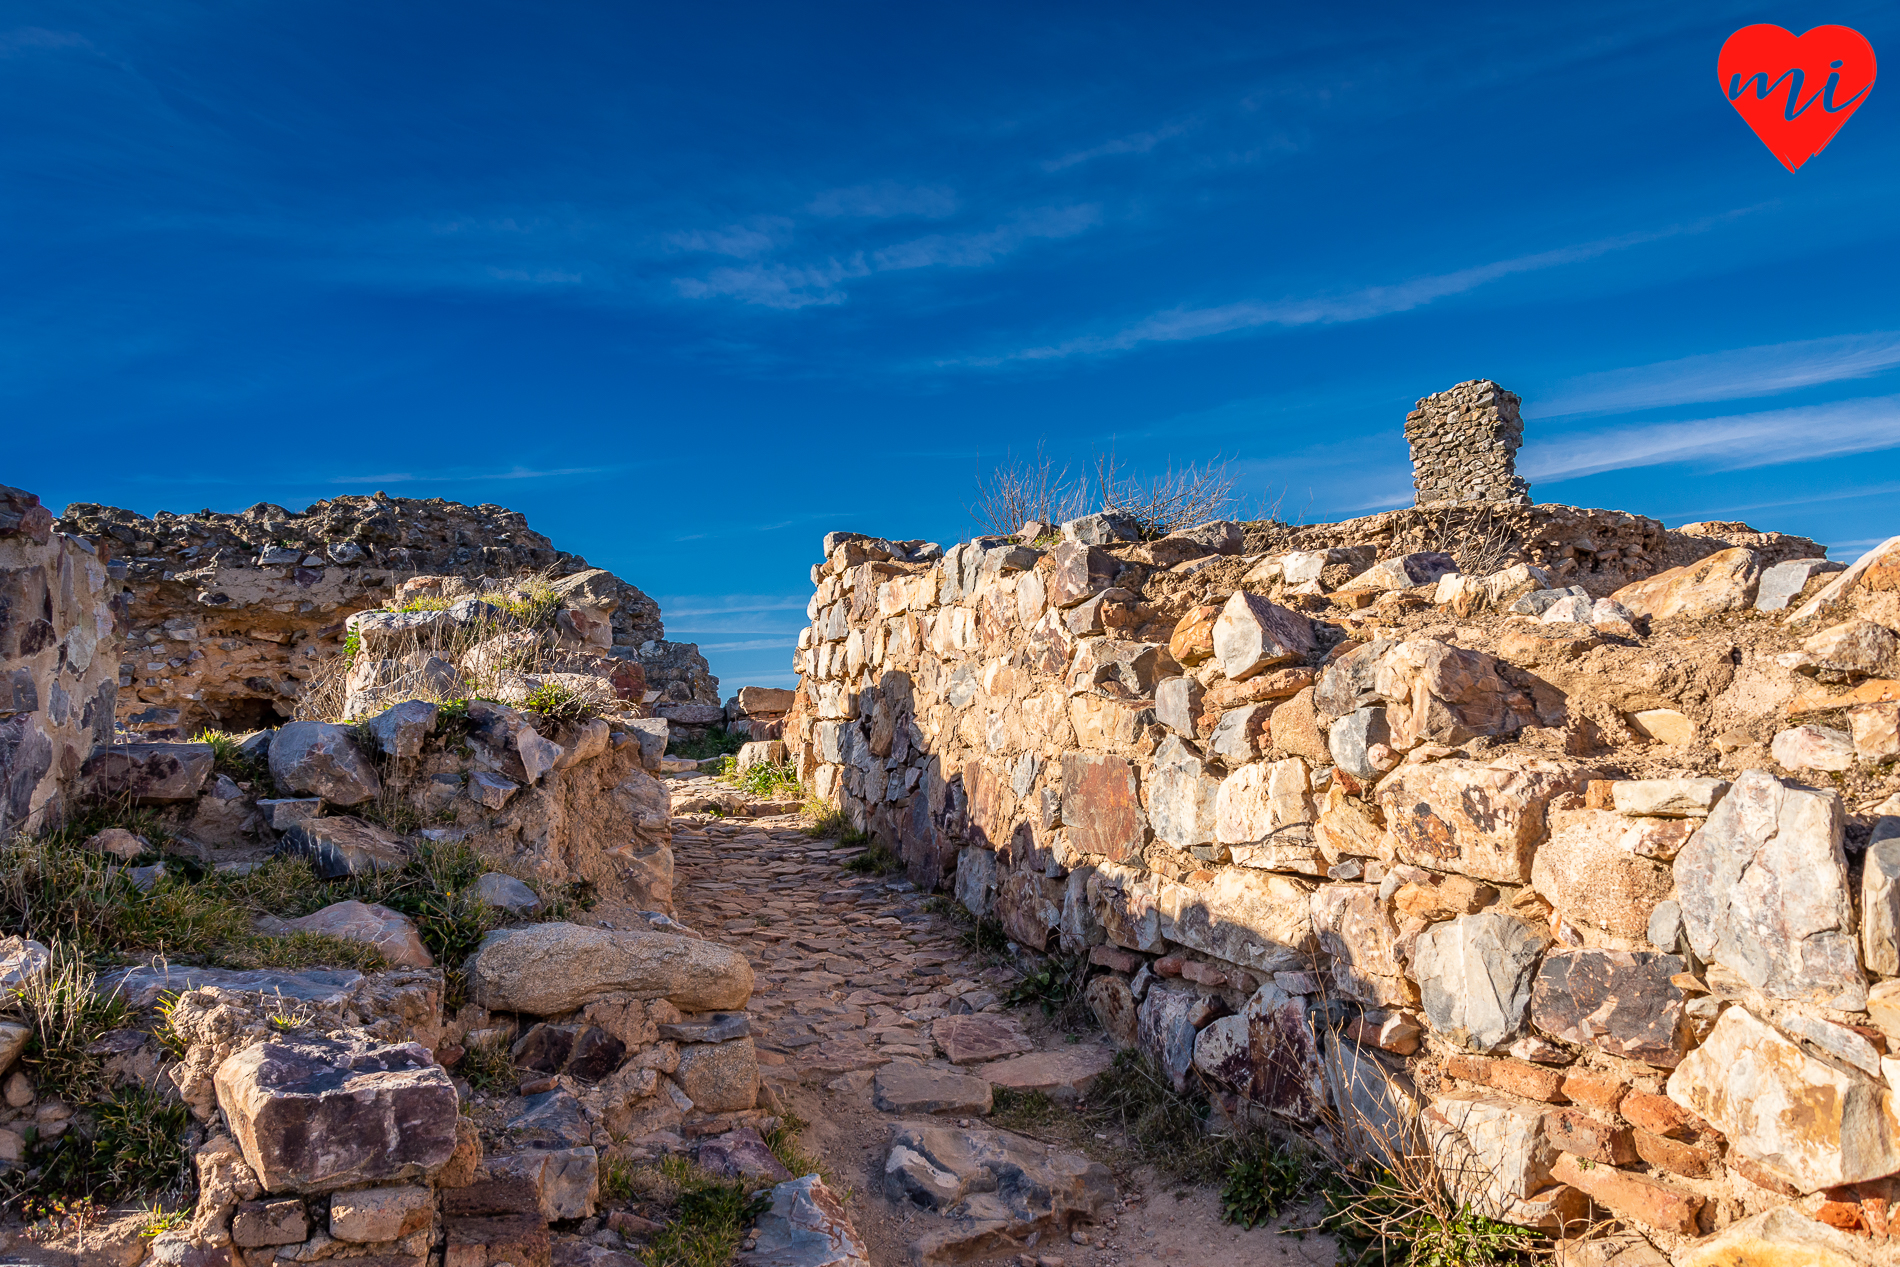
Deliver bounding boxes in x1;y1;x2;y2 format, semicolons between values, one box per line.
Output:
326;465;616;484
1535;332;1900;417
952;219;1731;367
1043;120;1198;171
663;217;793;258
1521;395;1900;482
673;206;1100;309
660;596;811;617
806;183;958;219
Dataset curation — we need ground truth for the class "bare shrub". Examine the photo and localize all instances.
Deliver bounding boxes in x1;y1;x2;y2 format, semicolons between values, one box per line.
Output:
970;446;1241;540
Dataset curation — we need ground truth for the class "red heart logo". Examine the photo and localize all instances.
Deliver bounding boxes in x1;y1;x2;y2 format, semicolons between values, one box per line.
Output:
1719;25;1876;171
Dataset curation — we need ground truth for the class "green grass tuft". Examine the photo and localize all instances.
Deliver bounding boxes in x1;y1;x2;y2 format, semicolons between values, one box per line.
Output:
841;838;902;875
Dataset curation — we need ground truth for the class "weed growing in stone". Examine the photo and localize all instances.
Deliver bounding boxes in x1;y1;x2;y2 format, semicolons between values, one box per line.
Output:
721;758;801;800
1220;1145;1305;1229
458;1034;518;1095
1004;951;1092;1027
639;1158;771;1267
801;804;850;840
668;726;747;761
191;728;270;784
597;1153;638;1203
13;950;129;1101
523;679;594;722
763;1112;826;1183
27;1086;192;1207
841;839;902;875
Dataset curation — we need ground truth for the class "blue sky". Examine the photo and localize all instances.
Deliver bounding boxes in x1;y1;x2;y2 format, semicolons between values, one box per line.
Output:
6;2;1898;691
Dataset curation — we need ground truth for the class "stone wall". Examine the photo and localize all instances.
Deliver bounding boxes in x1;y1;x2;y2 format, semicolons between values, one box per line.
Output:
0;484;123;835
1405;379;1531;508
54;495;715;737
784;501;1900;1252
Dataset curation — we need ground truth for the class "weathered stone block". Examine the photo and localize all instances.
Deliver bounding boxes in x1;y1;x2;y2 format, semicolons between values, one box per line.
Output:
1412;912;1544;1052
267;721;383;805
1380;757;1595;884
1531;949;1687;1066
214;1035;459;1194
467;923;754;1015
1211;591;1314;681
1532;810;1672;939
278;816;411;879
1058;752;1145;863
81;742;213;804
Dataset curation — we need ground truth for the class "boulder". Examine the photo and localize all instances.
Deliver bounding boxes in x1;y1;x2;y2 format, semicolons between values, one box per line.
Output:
1530;950;1687;1066
1309;884;1406;1006
214;1034;458;1193
258;797;323;832
1667;1005;1900;1191
1850;702;1900;761
1058;752;1145;863
231;1199;309;1248
1190;981;1324;1119
1211;591;1315;681
1802;619;1900;678
81;742;214;804
466;923;754;1015
1156;867;1312;973
673;1037;759;1112
1423;1091;1580;1228
872;1062;994;1115
1673;768;1864;1010
745;1173;871;1267
1153;675;1204;736
1771;724;1855;772
1532;810;1673;938
364;700;438;762
1085;974;1138;1046
1680;1207;1881;1267
1411;912;1545;1052
1379;757;1596;884
1206;702;1271;765
474;871;541;913
1142;737;1219;852
329;1183;433;1242
278;816;410;879
698;1128;791;1184
99;964;362;1009
1048;541;1118;609
1062;511;1141;545
1137;983;1215;1092
1610;546;1761;620
1789;535;1900;624
488;1145;600;1220
504;1088;594;1148
1370;639;1542;748
268;722;382;805
974;1046;1116;1104
0;936;49;990
884;1123;1114;1253
1328;706;1392;781
930;1013;1036;1066
1753;558;1842;612
280;900;432;968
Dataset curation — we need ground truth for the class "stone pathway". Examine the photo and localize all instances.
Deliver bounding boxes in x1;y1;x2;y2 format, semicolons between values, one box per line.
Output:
668;800;1336;1267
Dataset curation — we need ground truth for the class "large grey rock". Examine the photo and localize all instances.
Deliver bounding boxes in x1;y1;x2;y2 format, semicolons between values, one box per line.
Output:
488;1146;600;1220
698;1128;791;1184
1530;949;1687;1066
1667;1005;1900;1191
504;1088;594;1148
364;700;438;762
1211;591;1315;681
1190;982;1322;1119
280;900;432;968
81;742;214;804
1328;706;1391;781
872;1062;993;1116
1532;809;1673;938
1411;912;1544;1052
1802;618;1900;678
278;816;411;879
1061;511;1142;545
884;1123;1114;1259
742;1173;871;1267
1863;837;1900;976
214;1034;458;1193
674;1037;759;1112
1423;1091;1581;1229
268;721;383;805
466;922;754;1015
1755;558;1842;611
1673;768;1864;1010
1347;552;1458;593
1145;736;1218;851
1153;675;1203;737
1137;982;1218;1092
474;871;542;914
1206;702;1271;765
619;717;668;771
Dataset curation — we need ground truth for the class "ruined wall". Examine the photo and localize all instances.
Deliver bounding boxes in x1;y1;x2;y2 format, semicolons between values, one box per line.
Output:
1405;379;1531;508
785;503;1900;1252
54;495;715;737
0;485;123;834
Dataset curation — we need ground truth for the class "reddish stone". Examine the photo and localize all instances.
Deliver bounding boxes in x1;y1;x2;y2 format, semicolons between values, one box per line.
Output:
1087;945;1142;974
1050;541;1118;609
1180;961;1227;988
1153;954;1188;977
1728;1155;1801;1197
1620;1090;1693;1139
1551;1155;1702;1235
1444;1054;1492;1085
1059;753;1146;863
1816;1201;1865;1232
962;760;1013;851
1632;1128;1713;1178
1544;1110;1636;1165
1489;1059;1567;1103
1167;605;1220;667
1560;1070;1628;1113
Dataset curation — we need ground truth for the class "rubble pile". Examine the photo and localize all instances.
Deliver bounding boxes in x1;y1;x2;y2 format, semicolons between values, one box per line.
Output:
53;495;717;739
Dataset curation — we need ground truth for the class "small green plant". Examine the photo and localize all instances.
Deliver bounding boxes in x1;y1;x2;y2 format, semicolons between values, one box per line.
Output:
458;1035;518;1095
342;630;362;665
395;596;452;613
598;1153;638;1203
1322;1173;1541;1267
640;1158;773;1267
722;758;802;800
14;951;131;1101
842;839;902;875
139;1204;191;1238
762;1112;826;1182
1005;952;1091;1026
191;729;269;783
1220;1143;1304;1229
23;1087;191;1207
802;804;850;840
522;680;594;722
666;726;748;761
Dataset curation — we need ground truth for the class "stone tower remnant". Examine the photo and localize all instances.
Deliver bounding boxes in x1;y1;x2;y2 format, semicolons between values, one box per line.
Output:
1404;379;1532;507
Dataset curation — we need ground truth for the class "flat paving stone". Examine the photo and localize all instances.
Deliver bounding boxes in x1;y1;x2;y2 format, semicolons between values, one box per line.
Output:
872;1062;994;1115
930;1014;1038;1066
975;1044;1118;1102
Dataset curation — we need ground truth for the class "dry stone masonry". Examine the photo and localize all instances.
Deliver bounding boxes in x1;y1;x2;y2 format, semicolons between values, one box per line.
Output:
786;418;1900;1259
1406;378;1532;507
